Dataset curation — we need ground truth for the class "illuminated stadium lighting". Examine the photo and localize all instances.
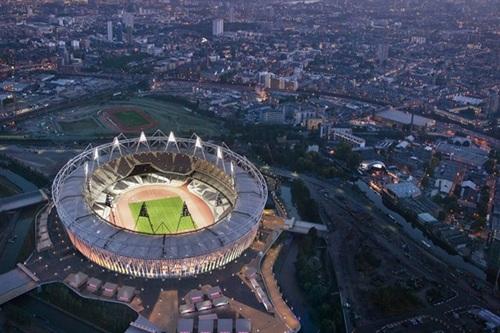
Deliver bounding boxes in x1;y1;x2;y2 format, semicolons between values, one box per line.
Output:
139;131;147;143
84;161;88;178
216;146;226;172
166;131;180;152
194;135;205;159
195;136;203;148
52;133;267;278
168;131;176;143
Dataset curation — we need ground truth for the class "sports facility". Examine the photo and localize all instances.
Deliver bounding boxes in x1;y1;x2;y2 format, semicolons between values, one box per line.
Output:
52;131;267;278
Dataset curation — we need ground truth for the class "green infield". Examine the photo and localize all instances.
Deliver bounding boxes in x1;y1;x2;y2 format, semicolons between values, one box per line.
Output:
114;110;150;127
58;117;101;133
129;196;196;234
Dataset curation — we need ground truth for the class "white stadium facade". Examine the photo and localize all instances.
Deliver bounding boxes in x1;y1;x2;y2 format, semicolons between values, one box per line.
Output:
52;131;267;278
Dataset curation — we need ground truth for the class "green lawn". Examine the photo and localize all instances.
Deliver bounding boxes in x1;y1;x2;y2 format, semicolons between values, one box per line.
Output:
58;117;100;133
129;196;196;234
114;110;149;127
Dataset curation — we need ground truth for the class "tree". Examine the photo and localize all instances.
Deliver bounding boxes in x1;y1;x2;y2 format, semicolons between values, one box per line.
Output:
334;142;361;169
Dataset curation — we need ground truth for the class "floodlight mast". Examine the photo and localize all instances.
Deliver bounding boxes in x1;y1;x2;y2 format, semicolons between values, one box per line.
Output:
110;136;123;160
194;135;206;159
166;131;180;152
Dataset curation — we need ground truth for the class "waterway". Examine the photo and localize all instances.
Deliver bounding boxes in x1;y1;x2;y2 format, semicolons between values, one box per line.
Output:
277;185;318;333
0;205;39;274
279;185;301;220
356;180;486;280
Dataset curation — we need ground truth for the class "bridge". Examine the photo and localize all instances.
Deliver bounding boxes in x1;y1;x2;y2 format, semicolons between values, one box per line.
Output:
284;217;329;234
0;190;48;213
0;263;40;305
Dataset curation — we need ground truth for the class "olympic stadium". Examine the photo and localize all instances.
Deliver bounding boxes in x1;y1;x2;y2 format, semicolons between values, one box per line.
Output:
52;131;267;278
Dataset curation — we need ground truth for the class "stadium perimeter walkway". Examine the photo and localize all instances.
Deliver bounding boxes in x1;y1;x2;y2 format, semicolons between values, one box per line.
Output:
261;244;301;332
148;290;179;333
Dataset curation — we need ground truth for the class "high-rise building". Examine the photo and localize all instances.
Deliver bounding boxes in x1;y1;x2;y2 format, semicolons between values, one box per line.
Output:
107;21;113;42
486;88;499;115
123;12;134;44
228;5;235;22
71;40;80;50
115;22;123;42
487;234;500;290
123;12;134;29
212;18;224;36
377;43;389;63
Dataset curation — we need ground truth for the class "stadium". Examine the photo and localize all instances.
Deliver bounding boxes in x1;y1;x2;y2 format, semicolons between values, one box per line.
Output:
52;131;267;278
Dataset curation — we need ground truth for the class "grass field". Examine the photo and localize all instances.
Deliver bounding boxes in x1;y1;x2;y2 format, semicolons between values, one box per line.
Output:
129;196;196;234
113;110;150;127
58;117;101;133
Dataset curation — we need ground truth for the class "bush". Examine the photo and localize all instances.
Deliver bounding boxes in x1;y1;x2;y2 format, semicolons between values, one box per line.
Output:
290;179;321;222
370;285;421;315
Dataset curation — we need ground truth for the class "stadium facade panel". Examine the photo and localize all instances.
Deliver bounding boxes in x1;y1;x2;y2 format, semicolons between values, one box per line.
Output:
52;131;267;278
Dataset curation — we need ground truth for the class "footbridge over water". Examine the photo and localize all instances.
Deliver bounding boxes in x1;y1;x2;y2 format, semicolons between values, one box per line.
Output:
0;263;40;305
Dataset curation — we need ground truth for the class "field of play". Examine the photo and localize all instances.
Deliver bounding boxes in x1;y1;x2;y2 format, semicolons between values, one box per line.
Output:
129;196;196;234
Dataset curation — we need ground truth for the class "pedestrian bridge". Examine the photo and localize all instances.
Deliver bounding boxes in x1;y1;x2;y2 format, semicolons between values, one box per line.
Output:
284;217;329;234
0;263;39;305
0;190;48;213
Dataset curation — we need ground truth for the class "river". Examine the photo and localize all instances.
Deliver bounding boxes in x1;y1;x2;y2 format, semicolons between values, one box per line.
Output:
279;185;301;220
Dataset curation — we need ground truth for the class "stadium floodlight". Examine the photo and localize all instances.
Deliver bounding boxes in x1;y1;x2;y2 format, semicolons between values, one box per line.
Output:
230;161;235;184
110;136;122;160
195;136;203;148
84;161;88;178
139;131;147;143
216;146;227;173
166;131;180;152
168;131;176;143
136;131;150;152
194;136;206;159
93;147;100;167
